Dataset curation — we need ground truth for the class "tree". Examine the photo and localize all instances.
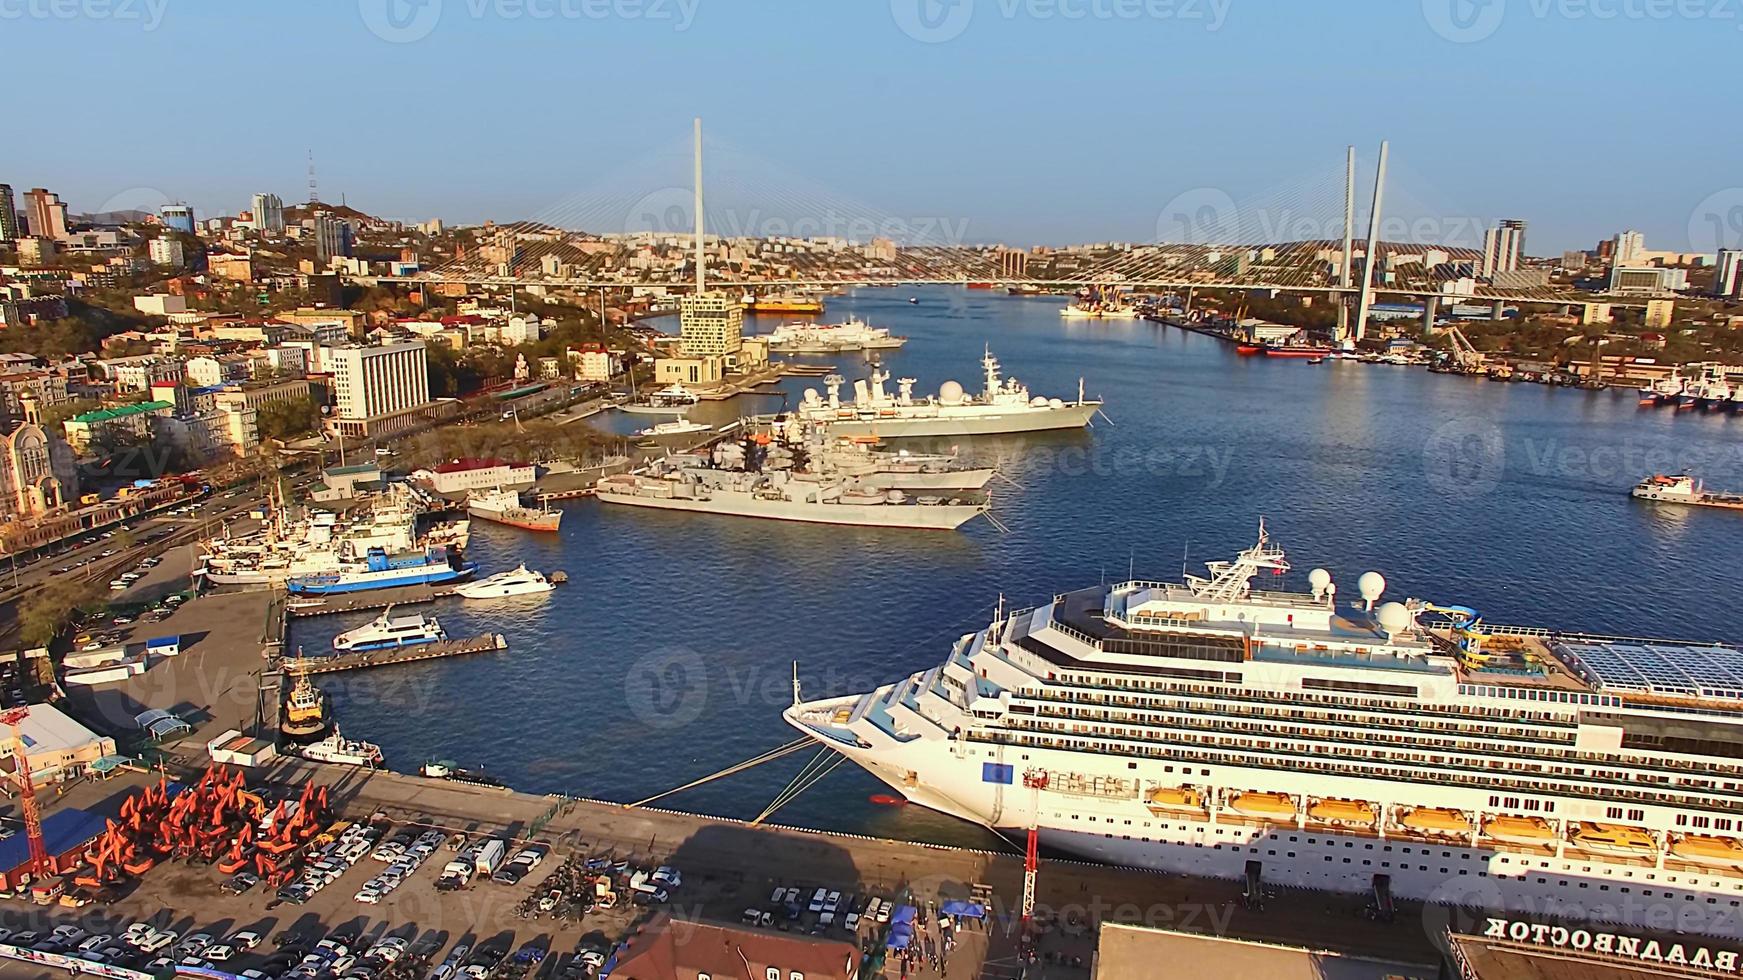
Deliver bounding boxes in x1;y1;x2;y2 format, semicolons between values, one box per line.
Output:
19;579;100;649
256;397;322;442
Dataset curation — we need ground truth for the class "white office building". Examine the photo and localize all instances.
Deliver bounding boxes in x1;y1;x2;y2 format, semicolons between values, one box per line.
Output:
329;341;434;438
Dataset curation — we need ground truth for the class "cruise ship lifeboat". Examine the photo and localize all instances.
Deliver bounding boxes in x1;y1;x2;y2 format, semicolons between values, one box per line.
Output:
1145;786;1204;816
1397;807;1472;837
1670;834;1743;870
1483;815;1556;847
1306;798;1376;828
1569;822;1656;857
1228;792;1298;820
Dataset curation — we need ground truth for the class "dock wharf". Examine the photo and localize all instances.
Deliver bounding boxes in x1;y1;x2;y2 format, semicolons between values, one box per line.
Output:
282;631;508;675
285;585;459;617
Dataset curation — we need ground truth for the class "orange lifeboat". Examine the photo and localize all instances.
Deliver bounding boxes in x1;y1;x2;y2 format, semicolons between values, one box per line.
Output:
1569;822;1655;857
1307;798;1375;828
1228;792;1298;820
1398;807;1472;836
1484;815;1556;847
1670;835;1743;870
1145;786;1204;816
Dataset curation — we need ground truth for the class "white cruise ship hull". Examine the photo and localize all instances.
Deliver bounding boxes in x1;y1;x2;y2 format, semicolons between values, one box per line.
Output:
596;489;982;530
791;717;1743;939
802;402;1097;439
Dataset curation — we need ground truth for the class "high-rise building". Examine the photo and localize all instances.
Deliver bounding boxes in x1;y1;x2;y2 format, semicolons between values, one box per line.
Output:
313;212;351;262
678;291;744;357
251;193;285;234
329;341;432;436
1480;219;1526;279
147;237;185;267
0;185;16;242
160;204;196;235
1716;249;1743;300
1613;229;1646;267
23;188;68;240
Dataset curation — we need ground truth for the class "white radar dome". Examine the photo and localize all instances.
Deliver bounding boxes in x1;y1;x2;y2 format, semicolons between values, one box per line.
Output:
803;388;820;404
939;380;966;404
1376;601;1411;635
1308;568;1332;593
1048;398;1064;409
1030;396;1048;407
1358;571;1387;603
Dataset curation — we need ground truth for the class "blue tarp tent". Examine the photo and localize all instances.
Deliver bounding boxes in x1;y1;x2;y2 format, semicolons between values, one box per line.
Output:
886;923;914;950
940;900;987;919
891;904;918;925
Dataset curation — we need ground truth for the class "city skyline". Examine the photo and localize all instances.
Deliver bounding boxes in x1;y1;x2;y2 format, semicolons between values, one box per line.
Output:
6;2;1740;254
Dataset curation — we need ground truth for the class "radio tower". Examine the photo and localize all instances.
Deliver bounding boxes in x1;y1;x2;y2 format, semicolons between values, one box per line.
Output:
307;150;320;206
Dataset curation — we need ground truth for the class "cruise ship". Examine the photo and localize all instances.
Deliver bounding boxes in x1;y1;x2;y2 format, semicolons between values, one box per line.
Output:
787;349;1101;438
786;522;1743;939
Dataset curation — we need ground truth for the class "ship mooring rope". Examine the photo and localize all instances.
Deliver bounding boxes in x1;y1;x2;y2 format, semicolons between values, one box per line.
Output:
626;737;811;808
752;747;846;827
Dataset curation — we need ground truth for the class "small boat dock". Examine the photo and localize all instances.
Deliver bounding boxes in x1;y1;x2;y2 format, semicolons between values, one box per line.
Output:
287;632;509;675
286;585;459;618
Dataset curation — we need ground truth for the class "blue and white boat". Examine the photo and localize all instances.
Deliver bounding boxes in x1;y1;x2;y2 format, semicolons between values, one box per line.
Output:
334;607;446;652
287;545;475;595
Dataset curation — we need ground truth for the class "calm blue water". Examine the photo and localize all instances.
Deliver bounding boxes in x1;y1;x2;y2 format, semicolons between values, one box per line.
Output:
297;285;1743;849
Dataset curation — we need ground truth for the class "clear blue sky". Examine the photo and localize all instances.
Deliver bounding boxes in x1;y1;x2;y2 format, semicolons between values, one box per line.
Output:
10;0;1739;253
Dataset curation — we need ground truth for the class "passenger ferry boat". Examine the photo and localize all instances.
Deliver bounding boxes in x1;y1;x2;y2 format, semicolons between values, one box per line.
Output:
786;521;1743;939
287;545;475;595
333;607;446;652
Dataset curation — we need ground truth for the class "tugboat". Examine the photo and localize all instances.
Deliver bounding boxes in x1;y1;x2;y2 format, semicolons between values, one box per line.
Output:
279;658;331;744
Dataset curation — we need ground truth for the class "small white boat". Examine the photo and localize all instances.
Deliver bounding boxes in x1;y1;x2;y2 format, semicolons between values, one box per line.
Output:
299;724;383;767
333;606;446;652
635;419;713;439
618;383;700;415
454;564;557;600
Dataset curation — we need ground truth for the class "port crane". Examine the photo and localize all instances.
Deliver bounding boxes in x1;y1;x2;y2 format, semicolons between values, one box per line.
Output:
1443;326;1485;373
0;707;49;879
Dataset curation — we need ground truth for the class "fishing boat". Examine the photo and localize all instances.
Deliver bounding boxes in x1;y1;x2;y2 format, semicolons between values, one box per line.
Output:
333;607;446;652
454;564;557;600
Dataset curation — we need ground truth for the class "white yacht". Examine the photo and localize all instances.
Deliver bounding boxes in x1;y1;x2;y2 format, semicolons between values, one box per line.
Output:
787;521;1743;940
455;564;557;600
788;349;1100;438
635;418;713;439
333;607;446;652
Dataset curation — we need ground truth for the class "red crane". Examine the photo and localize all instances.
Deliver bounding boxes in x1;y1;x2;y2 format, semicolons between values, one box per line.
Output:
0;708;49;878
